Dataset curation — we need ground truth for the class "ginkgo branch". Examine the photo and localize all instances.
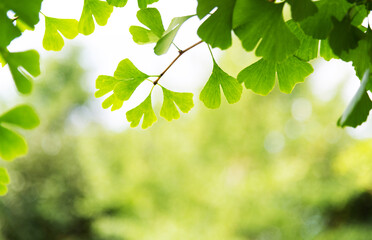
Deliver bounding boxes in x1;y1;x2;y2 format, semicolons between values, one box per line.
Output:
153;40;203;85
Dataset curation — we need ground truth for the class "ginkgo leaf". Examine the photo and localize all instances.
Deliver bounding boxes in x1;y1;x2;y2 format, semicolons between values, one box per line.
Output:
137;0;159;9
276;56;313;94
95;59;149;111
160;87;194;121
154;15;193;55
113;59;149;101
126;94;157;129
299;0;351;39
130;8;165;45
287;20;319;61
43;17;79;51
342;29;372;80
0;126;27;161
197;0;236;50
0;105;40;129
6;50;40;94
320;39;339;61
79;0;114;36
129;26;159;44
287;0;318;22
0;168;10;196
233;0;299;62
102;94;124;111
338;69;372;128
2;0;42;28
237;58;276;96
0;10;21;48
329;16;364;56
95;75;119;98
238;57;313;95
200;60;242;109
15;18;34;32
107;0;128;7
0;105;39;161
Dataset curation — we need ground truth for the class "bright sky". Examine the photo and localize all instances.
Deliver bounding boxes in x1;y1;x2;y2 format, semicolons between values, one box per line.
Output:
0;0;371;137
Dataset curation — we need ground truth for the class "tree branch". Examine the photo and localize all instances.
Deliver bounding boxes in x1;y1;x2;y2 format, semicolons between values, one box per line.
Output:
153;40;203;85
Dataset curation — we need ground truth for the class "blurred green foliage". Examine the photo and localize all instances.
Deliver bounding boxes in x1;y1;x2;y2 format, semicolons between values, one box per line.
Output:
1;47;372;240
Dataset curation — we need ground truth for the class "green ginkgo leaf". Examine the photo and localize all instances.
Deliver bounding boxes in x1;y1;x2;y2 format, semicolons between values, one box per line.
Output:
287;20;319;61
5;50;40;94
43;16;79;51
0;168;10;196
287;0;317;22
237;58;276;96
338;69;372;128
154;15;193;55
238;57;313;95
233;0;299;62
0;105;40;129
130;8;165;45
200;60;242;109
107;0;128;7
126;94;157;129
299;0;351;39
2;0;42;28
160;87;194;121
0;126;27;161
276;56;313;93
137;0;159;9
0;9;21;48
197;0;236;50
79;0;114;35
95;59;149;111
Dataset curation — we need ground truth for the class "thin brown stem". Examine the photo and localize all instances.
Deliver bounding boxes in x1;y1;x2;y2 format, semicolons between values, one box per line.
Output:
153;40;203;85
11;16;19;22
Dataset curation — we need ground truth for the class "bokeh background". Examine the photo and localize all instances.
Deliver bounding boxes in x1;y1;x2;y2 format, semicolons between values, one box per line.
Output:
1;0;372;239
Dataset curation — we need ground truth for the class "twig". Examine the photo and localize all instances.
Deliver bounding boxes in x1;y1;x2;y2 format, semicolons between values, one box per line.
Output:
153;40;203;85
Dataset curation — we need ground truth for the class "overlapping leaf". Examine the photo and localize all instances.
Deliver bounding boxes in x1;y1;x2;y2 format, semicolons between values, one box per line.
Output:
329;16;364;56
197;0;236;50
154;15;193;55
233;0;299;62
338;69;372;127
0;49;40;94
0;105;39;161
43;16;79;51
130;8;165;45
126;94;157;128
287;0;318;22
238;57;313;95
79;0;114;35
0;168;10;196
200;60;242;109
299;0;351;39
95;59;149;111
160;87;193;121
0;9;21;48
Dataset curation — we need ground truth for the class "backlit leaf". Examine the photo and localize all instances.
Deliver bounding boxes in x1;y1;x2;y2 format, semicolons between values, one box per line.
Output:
43;17;79;51
233;0;299;62
160;87;194;121
0;105;40;129
130;8;164;45
299;0;351;39
0;168;10;196
200;60;242;109
107;0;128;7
338;69;372;128
137;0;159;9
154;15;193;55
0;126;27;161
126;94;157;129
197;0;236;50
79;0;114;35
287;0;318;22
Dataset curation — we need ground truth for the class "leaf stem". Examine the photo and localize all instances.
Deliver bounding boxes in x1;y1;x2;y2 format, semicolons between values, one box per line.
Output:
153;40;203;85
